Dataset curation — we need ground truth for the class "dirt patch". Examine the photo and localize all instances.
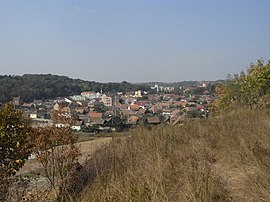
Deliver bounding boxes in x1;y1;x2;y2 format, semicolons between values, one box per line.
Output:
17;137;112;176
212;162;258;201
77;137;112;164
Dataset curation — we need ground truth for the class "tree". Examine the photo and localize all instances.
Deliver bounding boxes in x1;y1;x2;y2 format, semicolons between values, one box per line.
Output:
236;59;270;108
29;111;81;200
0;103;32;178
93;102;107;113
0;103;32;201
212;58;270;114
211;78;240;114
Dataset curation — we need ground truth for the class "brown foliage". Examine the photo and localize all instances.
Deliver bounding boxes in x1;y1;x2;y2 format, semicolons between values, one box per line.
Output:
29;111;81;201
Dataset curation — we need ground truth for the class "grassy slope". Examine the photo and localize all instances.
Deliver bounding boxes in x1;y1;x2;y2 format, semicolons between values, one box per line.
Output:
78;109;270;201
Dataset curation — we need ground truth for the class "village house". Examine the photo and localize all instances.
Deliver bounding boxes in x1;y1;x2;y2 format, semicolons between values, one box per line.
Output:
81;91;101;100
162;107;172;116
21;102;34;110
163;87;175;92
122;110;136;117
88;111;103;126
70;95;86;101
101;94;112;107
170;115;189;125
71;121;84;131
33;99;43;106
128;104;140;111
173;101;187;107
146;116;161;125
134;101;148;108
53;101;78;118
100;94;120;107
138;108;148;116
126;115;139;126
150;104;163;114
133;90;142;98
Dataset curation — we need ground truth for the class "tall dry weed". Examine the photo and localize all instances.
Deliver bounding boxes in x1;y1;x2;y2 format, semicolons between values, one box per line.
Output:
76;109;270;201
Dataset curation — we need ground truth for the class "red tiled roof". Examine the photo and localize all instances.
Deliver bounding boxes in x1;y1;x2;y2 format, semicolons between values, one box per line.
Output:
130;104;140;111
89;117;104;125
134;101;147;107
127;115;139;125
89;112;102;118
159;102;170;107
122;110;136;116
147;116;160;124
196;105;205;110
171;116;188;125
138;108;147;114
173;102;187;107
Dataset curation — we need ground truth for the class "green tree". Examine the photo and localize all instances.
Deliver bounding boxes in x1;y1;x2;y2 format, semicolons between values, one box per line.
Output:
212;58;270;114
94;102;107;113
211;77;240;114
0;103;32;178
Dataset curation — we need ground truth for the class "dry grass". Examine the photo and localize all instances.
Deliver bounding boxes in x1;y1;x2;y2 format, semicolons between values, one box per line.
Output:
4;138;112;202
76;109;270;202
16;137;112;177
9;109;270;201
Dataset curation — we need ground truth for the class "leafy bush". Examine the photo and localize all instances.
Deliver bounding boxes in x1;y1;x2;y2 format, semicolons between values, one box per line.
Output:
212;58;270;114
0;103;32;178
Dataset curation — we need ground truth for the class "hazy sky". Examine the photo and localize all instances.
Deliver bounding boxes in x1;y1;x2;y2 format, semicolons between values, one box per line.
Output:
1;0;270;82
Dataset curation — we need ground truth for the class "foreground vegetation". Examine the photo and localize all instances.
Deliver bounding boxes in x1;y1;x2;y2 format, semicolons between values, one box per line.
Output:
78;109;270;201
2;108;270;201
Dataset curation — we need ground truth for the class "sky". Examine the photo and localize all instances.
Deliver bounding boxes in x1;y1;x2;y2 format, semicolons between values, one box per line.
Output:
1;0;270;82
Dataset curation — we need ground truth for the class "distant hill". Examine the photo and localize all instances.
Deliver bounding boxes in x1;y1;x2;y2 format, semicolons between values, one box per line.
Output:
141;80;225;88
0;74;150;102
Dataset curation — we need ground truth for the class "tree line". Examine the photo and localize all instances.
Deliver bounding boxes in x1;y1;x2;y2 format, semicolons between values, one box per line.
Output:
0;74;150;102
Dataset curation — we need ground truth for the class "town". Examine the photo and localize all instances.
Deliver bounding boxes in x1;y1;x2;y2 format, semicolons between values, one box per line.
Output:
11;81;216;133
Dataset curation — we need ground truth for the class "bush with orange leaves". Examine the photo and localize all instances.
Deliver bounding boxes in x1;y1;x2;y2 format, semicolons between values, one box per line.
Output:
29;111;81;201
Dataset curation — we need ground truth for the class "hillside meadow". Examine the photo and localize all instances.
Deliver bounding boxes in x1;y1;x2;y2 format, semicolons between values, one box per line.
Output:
76;109;270;202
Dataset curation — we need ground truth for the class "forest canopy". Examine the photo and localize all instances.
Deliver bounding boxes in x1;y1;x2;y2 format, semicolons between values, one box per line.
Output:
0;74;150;102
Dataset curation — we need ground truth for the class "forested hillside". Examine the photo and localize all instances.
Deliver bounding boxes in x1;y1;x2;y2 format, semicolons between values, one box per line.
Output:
0;74;150;102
